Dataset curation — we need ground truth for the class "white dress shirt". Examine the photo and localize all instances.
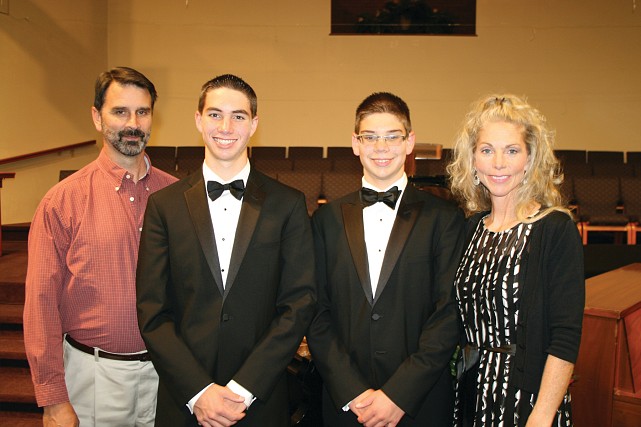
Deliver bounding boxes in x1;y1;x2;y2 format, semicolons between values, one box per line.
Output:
187;160;255;413
203;162;250;288
362;174;407;296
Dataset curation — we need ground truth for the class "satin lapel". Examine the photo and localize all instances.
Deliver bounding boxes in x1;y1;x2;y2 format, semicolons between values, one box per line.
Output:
341;198;374;305
224;172;264;299
373;186;423;304
185;173;225;296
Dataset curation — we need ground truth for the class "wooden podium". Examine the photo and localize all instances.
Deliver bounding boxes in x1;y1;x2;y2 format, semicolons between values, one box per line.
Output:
572;263;641;426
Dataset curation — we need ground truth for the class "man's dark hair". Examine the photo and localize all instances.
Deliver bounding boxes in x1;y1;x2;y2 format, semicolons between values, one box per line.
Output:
94;67;157;111
355;92;411;134
197;74;257;116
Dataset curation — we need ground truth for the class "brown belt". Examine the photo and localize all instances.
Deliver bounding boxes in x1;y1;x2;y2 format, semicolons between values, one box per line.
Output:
483;343;517;356
65;335;151;362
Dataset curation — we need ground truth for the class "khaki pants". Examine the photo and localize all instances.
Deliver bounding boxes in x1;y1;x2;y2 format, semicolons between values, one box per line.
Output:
63;338;158;427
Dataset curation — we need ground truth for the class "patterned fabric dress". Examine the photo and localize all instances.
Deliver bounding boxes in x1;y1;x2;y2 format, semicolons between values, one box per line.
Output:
453;217;573;427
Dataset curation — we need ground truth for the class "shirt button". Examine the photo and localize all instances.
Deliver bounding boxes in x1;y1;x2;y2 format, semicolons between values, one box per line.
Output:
139;227;143;231
115;186;120;191
222;238;226;241
130;196;135;202
126;174;131;179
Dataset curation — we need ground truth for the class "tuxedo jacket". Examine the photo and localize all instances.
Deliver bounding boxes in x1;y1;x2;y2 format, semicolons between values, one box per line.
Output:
307;185;464;426
136;169;316;427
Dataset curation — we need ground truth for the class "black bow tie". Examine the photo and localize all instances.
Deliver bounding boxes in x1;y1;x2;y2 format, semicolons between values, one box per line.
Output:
360;186;401;209
207;179;245;201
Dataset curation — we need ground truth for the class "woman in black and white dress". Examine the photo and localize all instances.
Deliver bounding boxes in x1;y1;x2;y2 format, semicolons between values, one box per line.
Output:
447;94;585;427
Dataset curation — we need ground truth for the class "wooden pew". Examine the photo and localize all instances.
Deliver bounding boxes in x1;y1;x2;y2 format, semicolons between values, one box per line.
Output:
572;263;641;426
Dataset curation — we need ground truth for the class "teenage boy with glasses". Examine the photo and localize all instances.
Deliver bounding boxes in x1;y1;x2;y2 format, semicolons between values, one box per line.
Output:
307;92;464;427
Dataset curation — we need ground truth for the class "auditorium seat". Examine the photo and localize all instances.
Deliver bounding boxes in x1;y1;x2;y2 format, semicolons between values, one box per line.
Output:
562;162;592;178
627;151;641;178
574;177;629;244
288;146;324;159
321;171;362;203
176;146;205;178
559;175;575;206
326;147;354;159
252;158;293;179
58;170;77;181
555;149;587;165
250;146;286;159
621;177;641;244
587;150;624;164
293;158;332;173
145;146;177;175
592;162;635;177
331;157;362;174
626;151;641;166
277;172;322;215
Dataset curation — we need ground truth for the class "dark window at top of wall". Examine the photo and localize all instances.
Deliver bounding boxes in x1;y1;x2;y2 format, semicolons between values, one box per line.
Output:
331;0;476;36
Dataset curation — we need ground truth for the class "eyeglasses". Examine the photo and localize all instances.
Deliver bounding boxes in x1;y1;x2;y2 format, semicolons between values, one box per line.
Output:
355;134;407;146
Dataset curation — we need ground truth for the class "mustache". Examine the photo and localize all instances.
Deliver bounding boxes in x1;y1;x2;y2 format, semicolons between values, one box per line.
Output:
118;128;146;139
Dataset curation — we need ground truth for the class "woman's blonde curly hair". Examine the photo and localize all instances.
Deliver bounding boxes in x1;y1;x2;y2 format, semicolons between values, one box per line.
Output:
447;94;570;221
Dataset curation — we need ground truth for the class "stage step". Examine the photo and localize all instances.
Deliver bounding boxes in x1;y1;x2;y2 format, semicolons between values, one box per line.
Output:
0;330;26;360
0;367;36;404
0;282;25;305
0;233;39;423
0;304;24;324
0;241;28;306
0;411;42;427
1;223;30;242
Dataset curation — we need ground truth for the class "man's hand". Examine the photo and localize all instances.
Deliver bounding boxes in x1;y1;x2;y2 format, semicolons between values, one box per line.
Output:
193;384;246;427
349;388;375;418
355;389;404;427
43;402;79;427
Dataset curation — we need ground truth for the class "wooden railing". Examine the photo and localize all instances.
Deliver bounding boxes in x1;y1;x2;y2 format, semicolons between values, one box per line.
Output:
0;172;16;183
0;140;96;165
0;140;96;255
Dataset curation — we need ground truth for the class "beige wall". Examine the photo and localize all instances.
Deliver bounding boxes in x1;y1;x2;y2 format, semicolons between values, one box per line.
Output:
107;0;641;152
1;0;640;223
0;0;107;223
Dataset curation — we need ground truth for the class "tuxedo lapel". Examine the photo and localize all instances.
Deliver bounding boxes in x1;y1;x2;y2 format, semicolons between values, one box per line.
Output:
184;173;225;296
373;186;423;304
341;196;374;305
224;171;264;298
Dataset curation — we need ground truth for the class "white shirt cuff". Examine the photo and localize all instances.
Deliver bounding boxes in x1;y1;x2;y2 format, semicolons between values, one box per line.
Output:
186;383;214;414
342;400;352;411
227;380;256;409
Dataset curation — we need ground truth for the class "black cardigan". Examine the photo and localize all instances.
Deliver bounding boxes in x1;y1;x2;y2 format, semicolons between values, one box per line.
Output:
463;210;585;393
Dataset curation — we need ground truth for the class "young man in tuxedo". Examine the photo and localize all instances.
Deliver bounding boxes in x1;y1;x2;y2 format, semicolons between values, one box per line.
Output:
307;92;464;426
136;74;315;427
